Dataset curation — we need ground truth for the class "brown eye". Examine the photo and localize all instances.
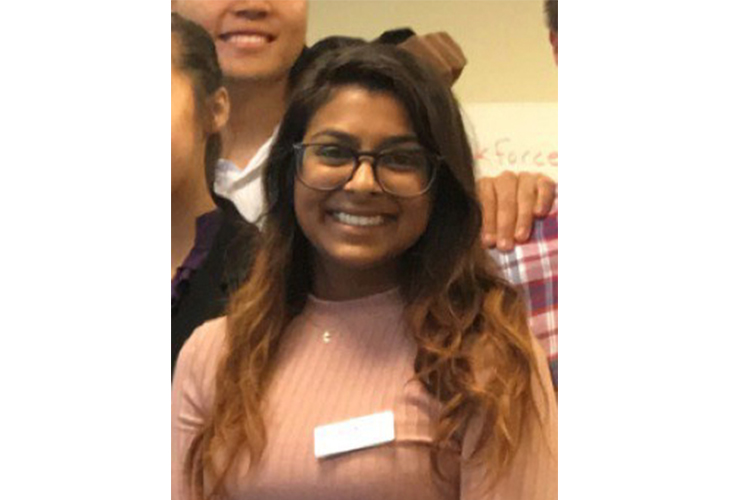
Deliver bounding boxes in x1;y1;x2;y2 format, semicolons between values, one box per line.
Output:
313;144;352;166
379;149;428;171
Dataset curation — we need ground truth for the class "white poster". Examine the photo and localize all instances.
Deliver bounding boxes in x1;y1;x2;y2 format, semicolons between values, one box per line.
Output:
462;103;558;181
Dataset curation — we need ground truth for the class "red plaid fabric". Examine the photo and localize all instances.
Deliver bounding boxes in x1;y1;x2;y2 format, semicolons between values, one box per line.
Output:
489;193;558;388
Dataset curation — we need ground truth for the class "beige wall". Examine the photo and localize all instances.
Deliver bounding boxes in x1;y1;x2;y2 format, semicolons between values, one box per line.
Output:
307;0;557;104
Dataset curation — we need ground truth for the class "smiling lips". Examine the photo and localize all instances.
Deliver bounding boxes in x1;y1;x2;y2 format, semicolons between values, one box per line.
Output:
219;31;273;49
331;211;388;227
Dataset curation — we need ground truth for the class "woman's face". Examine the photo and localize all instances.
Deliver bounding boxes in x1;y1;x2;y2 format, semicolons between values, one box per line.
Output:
173;0;307;84
171;44;205;194
293;85;433;279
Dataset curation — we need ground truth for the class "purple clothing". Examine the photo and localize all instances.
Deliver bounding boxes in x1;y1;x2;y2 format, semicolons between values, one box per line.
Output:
171;210;224;310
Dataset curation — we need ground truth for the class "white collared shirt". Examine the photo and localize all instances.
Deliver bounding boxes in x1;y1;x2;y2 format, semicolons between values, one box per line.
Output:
213;127;278;227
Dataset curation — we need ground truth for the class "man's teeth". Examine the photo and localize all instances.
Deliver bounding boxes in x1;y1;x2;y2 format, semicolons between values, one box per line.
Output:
332;212;385;227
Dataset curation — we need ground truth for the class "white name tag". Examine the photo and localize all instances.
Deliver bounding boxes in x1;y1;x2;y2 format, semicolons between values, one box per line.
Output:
314;411;395;459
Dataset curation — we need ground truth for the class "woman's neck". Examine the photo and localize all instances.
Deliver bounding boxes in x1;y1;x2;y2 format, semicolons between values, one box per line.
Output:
171;175;216;278
311;257;400;302
221;78;288;170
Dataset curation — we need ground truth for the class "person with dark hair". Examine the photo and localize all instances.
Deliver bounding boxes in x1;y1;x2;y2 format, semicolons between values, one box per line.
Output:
169;2;463;374
171;13;258;374
172;43;557;500
171;1;555;248
171;1;560;385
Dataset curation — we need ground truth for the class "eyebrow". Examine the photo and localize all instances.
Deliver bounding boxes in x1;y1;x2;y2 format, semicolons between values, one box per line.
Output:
307;129;420;150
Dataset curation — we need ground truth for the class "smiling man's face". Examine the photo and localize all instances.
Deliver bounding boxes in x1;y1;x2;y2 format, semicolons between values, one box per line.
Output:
173;1;307;84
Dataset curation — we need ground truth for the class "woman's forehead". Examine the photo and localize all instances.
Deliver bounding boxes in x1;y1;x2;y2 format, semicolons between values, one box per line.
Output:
305;86;413;138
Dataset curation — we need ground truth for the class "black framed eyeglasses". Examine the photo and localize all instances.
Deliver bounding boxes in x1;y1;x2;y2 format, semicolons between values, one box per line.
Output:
293;142;440;198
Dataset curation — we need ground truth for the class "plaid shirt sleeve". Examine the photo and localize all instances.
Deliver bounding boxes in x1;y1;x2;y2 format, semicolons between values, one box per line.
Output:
488;192;558;389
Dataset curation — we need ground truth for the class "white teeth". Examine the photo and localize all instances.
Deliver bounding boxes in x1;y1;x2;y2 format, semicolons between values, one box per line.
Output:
227;34;267;46
332;212;385;227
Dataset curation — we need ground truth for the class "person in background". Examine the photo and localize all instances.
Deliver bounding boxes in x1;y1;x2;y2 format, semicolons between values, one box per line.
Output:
173;42;556;500
171;13;258;374
485;0;560;389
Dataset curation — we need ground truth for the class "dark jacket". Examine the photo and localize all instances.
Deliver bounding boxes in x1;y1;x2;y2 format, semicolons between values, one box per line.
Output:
171;206;258;376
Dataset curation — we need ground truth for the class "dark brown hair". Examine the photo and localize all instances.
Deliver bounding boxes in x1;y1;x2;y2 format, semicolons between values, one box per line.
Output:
171;12;223;196
545;0;558;33
187;43;545;499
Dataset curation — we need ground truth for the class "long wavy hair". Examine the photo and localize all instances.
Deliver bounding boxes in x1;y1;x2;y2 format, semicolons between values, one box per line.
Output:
186;43;545;498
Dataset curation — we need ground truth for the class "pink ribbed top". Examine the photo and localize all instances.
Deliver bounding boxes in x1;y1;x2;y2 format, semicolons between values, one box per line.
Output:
172;289;557;500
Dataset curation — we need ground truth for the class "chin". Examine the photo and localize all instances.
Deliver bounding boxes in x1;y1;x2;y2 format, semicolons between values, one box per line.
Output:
221;61;288;84
325;249;397;272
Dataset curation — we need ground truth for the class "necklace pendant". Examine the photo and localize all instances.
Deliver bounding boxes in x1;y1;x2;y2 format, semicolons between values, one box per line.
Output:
322;331;332;343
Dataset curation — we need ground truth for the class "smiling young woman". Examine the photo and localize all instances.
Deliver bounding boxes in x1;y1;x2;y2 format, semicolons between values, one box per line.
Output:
292;85;434;300
172;43;557;500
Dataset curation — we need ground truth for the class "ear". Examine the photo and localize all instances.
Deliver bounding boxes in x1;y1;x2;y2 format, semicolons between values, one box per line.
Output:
206;87;230;134
549;31;558;65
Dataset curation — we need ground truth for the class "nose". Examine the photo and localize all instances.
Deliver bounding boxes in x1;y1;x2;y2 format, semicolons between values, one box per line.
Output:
343;156;382;194
230;1;271;20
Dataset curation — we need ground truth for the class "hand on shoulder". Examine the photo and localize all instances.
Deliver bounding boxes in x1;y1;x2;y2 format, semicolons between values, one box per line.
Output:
477;172;556;251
